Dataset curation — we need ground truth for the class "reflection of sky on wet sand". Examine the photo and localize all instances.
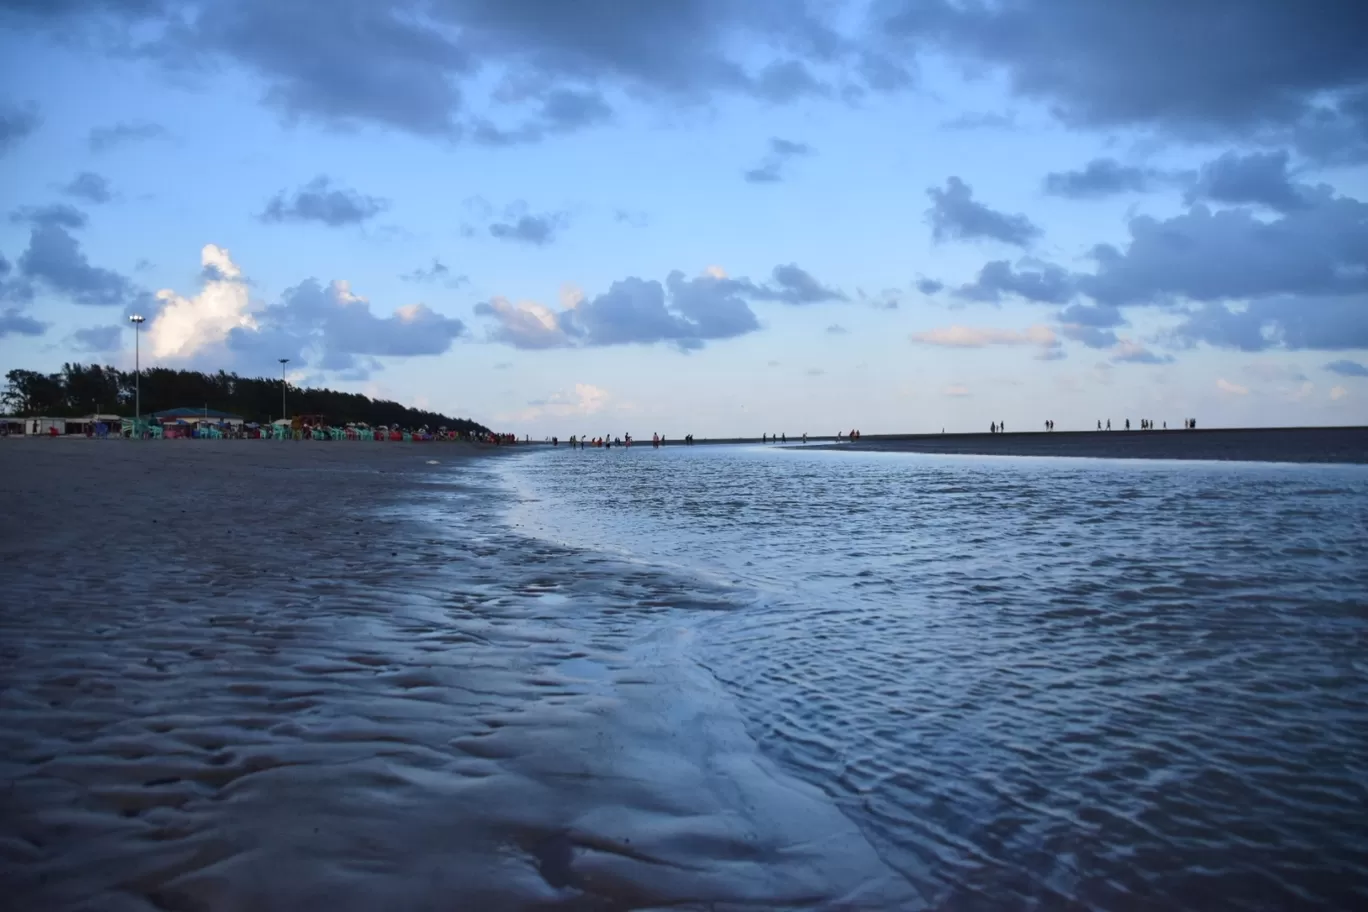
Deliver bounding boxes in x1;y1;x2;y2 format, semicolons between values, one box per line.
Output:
504;444;1368;908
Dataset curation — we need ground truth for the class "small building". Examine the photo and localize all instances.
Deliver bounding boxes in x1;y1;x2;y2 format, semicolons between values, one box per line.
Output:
65;413;123;435
8;417;69;436
151;407;245;428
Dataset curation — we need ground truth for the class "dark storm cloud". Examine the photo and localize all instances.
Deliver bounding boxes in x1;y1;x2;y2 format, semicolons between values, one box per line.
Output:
260;176;387;226
61;172;114;204
87;120;168;153
0;101;41;156
878;0;1368;162
955;260;1072;304
1183;150;1310;213
1325;359;1368;377
1043;158;1174;199
5;1;902;142
488;211;564;246
476;262;841;350
7;206;144;308
743;137;814;184
927;177;1040;246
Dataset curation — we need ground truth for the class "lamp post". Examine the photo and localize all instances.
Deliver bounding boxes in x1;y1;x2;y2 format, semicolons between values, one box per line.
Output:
128;314;145;435
279;358;289;435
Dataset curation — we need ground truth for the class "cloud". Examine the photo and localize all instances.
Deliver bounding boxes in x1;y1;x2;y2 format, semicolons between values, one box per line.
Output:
941;111;1015;131
1081;188;1368;306
9;205;143;308
955;260;1074;304
1325;359;1368;377
943;384;971;397
825;323;848;335
743;136;814;183
0;101;41;156
0;307;47;338
144;244;465;376
915;277;944;295
1216;378;1250;396
70;324;124;352
400;258;467;287
508;383;610;423
1184;150;1311;212
88;121;168;153
752;263;845;305
488;210;565;246
61;172;113;204
1331;385;1349;400
1111;340;1174;365
877;2;1368;163
927;177;1040;246
260;176;387;226
15;2;903;142
911;323;1061;358
476;262;840;351
806;367;825;376
1043;158;1173;199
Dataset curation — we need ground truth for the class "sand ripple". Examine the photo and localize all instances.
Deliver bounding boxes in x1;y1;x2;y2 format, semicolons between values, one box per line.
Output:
1;441;912;911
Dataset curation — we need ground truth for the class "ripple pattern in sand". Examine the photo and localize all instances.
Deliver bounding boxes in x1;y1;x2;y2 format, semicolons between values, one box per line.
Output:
507;446;1368;910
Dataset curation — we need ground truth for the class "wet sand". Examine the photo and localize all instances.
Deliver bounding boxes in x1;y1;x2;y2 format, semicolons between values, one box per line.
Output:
810;426;1368;464
0;439;911;911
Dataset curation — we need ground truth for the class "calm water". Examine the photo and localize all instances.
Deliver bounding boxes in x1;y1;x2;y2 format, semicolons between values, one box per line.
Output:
501;445;1368;909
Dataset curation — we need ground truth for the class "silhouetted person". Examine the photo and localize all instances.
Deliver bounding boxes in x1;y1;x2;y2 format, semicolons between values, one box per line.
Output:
991;422;996;434
781;433;786;443
1106;419;1111;430
1125;419;1130;430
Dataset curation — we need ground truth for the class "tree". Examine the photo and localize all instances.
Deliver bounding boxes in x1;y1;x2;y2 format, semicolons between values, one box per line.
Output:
0;364;490;432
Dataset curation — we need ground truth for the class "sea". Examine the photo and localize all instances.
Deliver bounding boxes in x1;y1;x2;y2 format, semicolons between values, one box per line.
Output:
491;443;1368;909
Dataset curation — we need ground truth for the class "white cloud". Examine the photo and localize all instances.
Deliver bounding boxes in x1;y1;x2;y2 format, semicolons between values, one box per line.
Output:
1216;378;1249;395
943;384;971;397
504;383;611;423
145;244;465;376
911;324;1061;360
1331;385;1348;400
911;324;1058;349
148;245;258;359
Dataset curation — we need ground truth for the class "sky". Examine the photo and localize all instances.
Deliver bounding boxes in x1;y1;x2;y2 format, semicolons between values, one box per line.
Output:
1;0;1366;437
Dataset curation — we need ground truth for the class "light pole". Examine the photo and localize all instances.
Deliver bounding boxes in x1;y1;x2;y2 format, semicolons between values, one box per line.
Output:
128;314;145;435
279;358;289;436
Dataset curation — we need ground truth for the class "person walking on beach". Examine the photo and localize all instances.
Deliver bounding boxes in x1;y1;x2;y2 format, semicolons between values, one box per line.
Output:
802;432;807;444
990;422;996;434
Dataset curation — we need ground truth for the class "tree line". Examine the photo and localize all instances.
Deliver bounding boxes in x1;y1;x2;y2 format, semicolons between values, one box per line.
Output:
2;364;490;433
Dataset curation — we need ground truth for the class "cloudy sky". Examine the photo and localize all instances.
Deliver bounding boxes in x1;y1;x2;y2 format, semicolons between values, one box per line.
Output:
1;0;1366;435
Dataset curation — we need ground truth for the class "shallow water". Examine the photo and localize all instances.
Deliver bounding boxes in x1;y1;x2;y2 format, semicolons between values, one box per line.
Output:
503;444;1368;909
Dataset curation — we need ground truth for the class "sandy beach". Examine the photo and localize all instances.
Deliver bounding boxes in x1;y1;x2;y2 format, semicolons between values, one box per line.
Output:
0;439;910;911
808;426;1368;464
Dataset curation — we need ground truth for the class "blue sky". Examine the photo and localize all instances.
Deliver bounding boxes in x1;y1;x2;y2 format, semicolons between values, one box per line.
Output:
2;1;1366;436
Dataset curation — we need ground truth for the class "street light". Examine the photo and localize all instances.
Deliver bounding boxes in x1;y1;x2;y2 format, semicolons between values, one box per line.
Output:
279;358;289;434
128;314;145;435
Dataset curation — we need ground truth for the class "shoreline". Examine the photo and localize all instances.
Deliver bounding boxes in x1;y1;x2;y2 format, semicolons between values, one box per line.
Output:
800;426;1368;465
